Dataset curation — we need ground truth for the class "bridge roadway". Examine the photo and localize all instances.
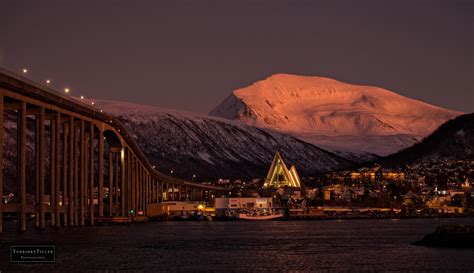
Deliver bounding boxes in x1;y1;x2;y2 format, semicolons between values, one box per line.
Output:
0;68;226;232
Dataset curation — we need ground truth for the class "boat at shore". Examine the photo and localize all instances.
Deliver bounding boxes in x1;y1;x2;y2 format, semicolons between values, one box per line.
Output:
238;213;284;220
237;209;285;220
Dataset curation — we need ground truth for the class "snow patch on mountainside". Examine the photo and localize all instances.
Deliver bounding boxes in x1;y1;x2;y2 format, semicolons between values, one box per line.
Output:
80;98;353;180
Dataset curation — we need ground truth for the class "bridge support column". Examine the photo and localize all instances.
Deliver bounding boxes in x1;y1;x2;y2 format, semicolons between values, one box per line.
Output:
35;114;40;229
146;173;149;206
151;177;154;203
140;167;143;210
141;167;144;211
18;102;27;231
146;173;149;207
158;182;162;203
172;184;178;201
55;113;61;228
115;152;119;215
38;108;45;229
84;131;89;224
143;171;147;210
137;159;140;211
62;122;68;227
80;120;85;226
49;118;55;227
126;150;132;215
172;184;175;201
168;184;172;201
132;156;137;212
98;130;104;217
135;159;139;212
155;180;158;203
156;179;160;203
121;148;126;216
145;170;148;208
0;94;3;233
171;184;174;201
150;178;154;203
89;123;94;226
134;162;140;212
170;183;173;201
161;182;164;201
68;117;74;226
108;150;113;216
73;123;79;226
157;180;160;203
146;174;150;206
157;181;160;203
154;179;157;203
135;159;139;211
136;164;139;211
128;155;135;211
144;172;147;208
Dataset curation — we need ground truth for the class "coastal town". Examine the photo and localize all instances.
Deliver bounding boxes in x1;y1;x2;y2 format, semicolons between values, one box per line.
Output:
2;149;472;222
138;153;474;220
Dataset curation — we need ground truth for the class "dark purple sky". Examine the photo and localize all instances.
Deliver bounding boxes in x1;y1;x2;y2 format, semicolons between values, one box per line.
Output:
1;0;472;113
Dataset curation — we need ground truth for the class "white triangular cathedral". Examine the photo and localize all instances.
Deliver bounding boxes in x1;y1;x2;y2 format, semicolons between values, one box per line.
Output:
263;151;301;188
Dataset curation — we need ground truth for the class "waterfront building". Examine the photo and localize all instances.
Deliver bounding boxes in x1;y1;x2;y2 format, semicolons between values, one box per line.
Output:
214;197;273;216
263;152;301;188
146;201;207;217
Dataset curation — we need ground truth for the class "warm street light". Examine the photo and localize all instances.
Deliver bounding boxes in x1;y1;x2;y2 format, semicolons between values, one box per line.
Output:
46;79;51;84
22;68;28;73
64;88;70;93
91;102;95;106
80;96;84;99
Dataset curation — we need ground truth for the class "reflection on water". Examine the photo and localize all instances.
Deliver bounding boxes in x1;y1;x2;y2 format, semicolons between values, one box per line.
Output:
1;218;474;272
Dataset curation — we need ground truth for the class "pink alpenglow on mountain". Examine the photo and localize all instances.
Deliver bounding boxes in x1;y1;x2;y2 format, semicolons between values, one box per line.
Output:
209;74;462;156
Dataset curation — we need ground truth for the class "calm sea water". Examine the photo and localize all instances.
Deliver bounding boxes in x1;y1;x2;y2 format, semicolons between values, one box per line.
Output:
1;218;474;272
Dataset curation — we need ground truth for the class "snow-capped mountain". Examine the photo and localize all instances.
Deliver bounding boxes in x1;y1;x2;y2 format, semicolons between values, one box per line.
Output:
209;74;462;156
88;99;353;181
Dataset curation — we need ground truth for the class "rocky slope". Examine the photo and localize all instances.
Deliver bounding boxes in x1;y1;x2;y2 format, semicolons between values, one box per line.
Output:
379;113;474;168
87;99;354;181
